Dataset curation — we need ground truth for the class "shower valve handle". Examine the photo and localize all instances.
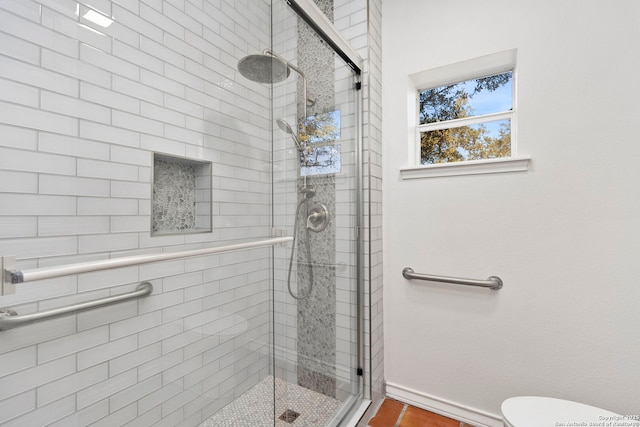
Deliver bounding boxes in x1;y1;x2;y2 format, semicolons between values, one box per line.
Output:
306;203;329;232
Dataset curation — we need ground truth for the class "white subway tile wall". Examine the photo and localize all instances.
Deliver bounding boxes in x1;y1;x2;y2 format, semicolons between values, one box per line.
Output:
0;0;276;426
334;0;384;406
365;0;385;406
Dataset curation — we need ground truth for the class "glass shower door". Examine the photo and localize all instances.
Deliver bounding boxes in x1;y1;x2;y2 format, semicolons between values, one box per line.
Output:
271;1;362;425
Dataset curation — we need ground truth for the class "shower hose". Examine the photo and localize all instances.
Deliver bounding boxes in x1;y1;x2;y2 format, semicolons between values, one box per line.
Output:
286;197;314;300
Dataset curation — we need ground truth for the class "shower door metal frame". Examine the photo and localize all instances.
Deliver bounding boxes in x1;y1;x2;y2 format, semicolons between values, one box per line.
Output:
286;0;368;420
286;0;364;75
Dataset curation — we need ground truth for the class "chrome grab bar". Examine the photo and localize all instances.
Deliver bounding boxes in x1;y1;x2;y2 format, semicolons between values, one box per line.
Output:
402;267;503;290
0;282;153;331
3;236;293;288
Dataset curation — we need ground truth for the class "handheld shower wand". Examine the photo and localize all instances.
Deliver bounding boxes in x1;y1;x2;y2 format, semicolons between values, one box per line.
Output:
276;118;303;152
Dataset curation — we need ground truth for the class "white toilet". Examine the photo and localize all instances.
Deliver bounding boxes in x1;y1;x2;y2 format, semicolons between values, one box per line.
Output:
501;396;637;427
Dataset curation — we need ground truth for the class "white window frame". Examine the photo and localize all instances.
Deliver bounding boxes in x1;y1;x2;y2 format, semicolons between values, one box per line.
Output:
401;49;530;179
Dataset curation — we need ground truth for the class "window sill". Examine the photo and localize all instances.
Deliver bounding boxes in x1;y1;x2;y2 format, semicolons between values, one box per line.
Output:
400;156;531;179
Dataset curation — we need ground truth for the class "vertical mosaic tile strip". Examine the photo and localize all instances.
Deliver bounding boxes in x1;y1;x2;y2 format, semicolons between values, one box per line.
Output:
152;154;212;235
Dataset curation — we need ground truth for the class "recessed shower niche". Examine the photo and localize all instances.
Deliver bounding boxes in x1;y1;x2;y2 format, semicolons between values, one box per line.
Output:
152;153;212;235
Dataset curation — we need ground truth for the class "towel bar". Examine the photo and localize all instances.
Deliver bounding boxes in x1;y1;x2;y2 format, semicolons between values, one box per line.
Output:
2;236;292;295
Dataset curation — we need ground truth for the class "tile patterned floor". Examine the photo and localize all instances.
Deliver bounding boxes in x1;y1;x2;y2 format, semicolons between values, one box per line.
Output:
199;376;342;427
367;398;476;427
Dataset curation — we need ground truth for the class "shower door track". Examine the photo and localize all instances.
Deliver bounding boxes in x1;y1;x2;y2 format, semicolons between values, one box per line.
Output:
2;236;292;294
286;0;363;75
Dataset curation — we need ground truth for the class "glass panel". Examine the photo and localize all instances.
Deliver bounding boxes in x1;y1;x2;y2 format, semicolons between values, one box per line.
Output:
0;0;362;425
0;0;276;425
420;118;511;164
271;2;361;425
419;71;513;124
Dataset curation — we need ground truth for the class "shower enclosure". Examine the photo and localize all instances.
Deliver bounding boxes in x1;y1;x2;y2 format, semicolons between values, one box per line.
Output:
0;0;367;426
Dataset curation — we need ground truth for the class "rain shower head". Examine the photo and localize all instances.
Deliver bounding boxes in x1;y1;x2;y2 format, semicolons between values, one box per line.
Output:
237;53;290;84
276;118;302;151
237;49;315;114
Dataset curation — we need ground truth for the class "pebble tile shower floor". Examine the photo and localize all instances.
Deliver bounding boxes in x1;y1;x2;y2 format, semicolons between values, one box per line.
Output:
199;376;342;427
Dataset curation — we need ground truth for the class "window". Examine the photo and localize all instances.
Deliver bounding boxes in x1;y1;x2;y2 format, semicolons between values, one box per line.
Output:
401;49;529;179
419;71;513;164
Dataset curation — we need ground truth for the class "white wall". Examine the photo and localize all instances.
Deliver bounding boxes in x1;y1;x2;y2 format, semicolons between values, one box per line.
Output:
382;0;640;423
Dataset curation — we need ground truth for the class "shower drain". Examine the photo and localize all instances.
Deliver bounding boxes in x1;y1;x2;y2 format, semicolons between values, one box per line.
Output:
278;409;300;423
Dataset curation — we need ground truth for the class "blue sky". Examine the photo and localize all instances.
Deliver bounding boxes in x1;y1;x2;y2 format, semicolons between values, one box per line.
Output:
459;72;513;116
421;71;513;120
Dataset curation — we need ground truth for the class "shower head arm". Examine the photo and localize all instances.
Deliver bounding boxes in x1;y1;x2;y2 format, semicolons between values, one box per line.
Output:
262;49;311;118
